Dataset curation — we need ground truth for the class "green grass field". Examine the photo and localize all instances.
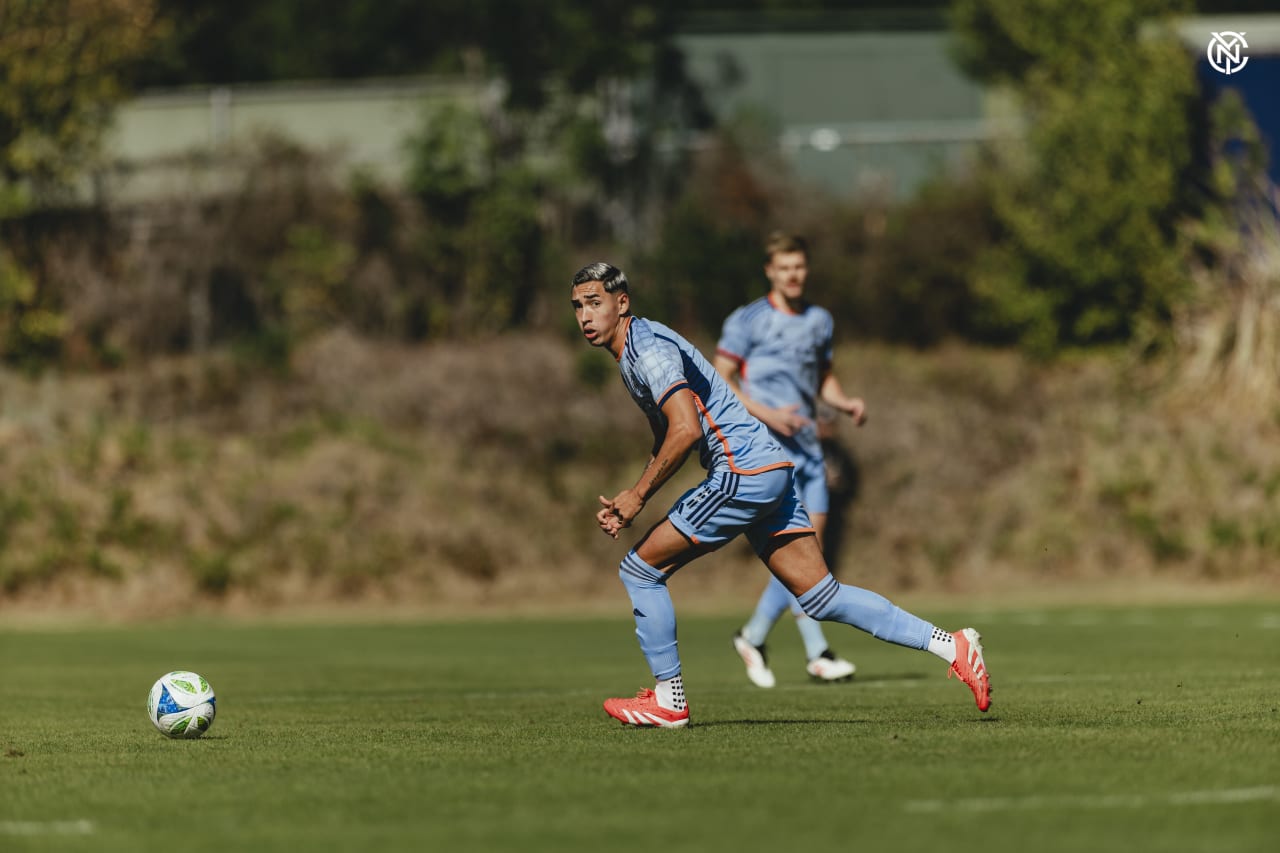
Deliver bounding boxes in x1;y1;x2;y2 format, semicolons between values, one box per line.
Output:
2;601;1278;852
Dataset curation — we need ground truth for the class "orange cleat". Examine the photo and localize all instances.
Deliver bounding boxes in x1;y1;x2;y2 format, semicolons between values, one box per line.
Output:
603;689;691;728
948;628;992;712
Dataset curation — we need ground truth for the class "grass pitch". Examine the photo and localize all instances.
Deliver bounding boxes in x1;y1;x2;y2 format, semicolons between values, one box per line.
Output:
2;601;1278;853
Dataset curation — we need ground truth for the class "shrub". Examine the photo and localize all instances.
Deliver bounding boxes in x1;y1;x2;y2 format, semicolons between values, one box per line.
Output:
0;248;65;369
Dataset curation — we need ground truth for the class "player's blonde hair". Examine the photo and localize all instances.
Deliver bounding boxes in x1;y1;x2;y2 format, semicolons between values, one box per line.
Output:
764;231;808;263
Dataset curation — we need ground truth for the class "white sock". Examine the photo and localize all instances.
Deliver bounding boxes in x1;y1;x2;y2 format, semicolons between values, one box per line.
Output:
926;627;957;664
655;675;686;711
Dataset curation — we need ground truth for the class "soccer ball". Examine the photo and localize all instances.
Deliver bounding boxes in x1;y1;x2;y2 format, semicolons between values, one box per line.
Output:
147;671;216;739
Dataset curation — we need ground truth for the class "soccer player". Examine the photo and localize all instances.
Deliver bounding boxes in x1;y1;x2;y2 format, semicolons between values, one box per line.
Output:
570;261;991;728
714;232;863;687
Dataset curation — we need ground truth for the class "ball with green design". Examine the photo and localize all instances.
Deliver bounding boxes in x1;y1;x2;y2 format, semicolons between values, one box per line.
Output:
147;671;216;739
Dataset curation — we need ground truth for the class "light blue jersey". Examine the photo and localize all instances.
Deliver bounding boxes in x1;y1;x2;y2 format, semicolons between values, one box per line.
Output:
716;293;834;463
610;313;940;691
617;315;791;476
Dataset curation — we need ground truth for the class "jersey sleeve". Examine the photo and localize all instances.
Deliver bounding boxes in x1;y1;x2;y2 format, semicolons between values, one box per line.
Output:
715;306;751;364
818;308;835;369
635;336;690;409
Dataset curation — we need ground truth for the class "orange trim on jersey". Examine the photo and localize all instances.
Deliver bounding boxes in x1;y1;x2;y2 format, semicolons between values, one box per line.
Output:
655;380;689;409
767;291;803;316
691;391;794;476
715;347;748;381
715;347;744;364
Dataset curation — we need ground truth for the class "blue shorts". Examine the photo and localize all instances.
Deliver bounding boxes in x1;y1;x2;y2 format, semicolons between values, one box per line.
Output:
667;466;814;555
792;453;829;515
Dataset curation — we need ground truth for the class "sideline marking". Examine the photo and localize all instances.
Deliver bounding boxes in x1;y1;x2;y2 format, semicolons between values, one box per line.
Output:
903;786;1279;813
0;820;95;835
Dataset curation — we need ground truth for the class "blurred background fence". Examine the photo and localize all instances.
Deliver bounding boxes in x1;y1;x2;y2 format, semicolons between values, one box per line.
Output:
96;10;1280;203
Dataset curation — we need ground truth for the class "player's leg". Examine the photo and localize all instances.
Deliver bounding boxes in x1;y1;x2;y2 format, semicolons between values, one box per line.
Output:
602;518;707;728
794;512;856;682
778;458;857;681
734;461;831;686
764;533;929;645
734;462;818;676
740;512;854;683
748;489;991;711
733;576;790;688
606;469;801;724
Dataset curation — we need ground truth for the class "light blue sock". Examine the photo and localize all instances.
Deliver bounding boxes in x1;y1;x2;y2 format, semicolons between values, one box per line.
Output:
619;551;681;680
742;576;793;647
747;577;833;659
792;612;831;661
796;574;932;650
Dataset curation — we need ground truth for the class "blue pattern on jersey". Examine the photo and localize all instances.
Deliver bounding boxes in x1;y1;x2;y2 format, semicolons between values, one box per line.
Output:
618;317;788;474
717;296;834;461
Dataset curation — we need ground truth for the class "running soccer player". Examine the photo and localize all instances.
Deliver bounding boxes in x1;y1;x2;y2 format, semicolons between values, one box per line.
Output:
715;232;863;687
569;261;991;727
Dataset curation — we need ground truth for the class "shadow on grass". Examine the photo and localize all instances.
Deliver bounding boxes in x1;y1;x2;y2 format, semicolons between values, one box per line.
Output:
836;672;929;684
693;718;876;728
692;712;1000;728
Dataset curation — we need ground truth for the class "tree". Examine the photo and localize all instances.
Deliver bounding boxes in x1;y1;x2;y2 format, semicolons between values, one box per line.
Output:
0;0;166;205
0;0;166;367
950;0;1205;355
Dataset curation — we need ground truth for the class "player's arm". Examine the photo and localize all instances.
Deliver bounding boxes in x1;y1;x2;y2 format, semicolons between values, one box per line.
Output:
646;411;665;459
818;366;867;426
713;353;807;436
596;388;701;538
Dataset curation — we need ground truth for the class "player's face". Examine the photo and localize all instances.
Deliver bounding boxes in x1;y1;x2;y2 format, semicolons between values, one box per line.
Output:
571;281;630;354
765;251;808;302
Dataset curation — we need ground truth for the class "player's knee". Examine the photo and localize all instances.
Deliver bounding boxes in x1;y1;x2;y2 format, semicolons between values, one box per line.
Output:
796;574;877;623
619;550;667;591
798;593;833;622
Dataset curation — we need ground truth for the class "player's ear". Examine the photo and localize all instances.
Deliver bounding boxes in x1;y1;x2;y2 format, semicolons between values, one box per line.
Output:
617;290;630;315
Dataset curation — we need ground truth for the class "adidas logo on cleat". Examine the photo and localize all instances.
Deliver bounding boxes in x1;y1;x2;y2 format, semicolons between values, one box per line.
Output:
948;628;992;712
603;689;690;728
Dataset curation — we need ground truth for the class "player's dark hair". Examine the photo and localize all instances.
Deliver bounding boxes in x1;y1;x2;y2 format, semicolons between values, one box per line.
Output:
571;262;628;295
764;231;808;263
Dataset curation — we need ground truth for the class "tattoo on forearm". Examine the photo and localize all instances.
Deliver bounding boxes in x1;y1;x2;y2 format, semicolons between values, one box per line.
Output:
647;458;671;492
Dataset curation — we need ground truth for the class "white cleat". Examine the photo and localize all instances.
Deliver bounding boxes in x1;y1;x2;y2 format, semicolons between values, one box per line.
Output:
806;650;856;683
732;631;776;688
